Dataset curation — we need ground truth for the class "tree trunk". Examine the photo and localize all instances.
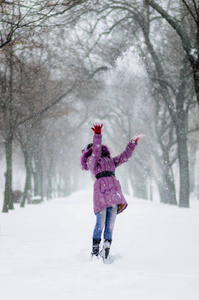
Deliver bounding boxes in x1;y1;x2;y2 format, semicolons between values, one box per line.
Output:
46;162;53;200
151;153;177;205
32;135;44;201
191;59;199;104
20;152;32;208
120;166;130;195
33;157;43;200
156;172;177;205
176;124;190;207
2;138;13;212
63;174;71;196
189;142;197;194
128;163;148;199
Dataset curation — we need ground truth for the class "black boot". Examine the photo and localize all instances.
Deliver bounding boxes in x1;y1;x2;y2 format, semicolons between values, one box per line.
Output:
100;239;112;262
91;238;101;257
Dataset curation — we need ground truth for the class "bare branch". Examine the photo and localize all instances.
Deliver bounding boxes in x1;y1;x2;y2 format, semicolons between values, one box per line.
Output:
17;83;77;127
181;0;198;24
146;0;192;55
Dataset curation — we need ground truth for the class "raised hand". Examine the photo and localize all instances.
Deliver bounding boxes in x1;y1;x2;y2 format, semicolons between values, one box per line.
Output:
131;133;146;144
91;123;103;134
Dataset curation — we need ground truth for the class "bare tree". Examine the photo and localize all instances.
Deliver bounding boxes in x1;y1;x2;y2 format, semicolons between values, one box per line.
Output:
0;0;87;48
146;0;199;104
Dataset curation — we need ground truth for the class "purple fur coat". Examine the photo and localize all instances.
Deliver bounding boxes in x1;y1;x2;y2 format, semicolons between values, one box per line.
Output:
80;133;137;214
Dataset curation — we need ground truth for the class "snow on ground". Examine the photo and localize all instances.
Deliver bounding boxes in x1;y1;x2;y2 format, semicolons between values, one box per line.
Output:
0;189;199;300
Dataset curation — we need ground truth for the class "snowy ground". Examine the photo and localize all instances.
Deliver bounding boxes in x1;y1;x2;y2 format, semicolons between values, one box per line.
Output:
0;189;199;300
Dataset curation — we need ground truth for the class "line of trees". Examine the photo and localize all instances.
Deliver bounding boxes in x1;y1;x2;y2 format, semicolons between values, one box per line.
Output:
0;0;198;212
0;0;88;212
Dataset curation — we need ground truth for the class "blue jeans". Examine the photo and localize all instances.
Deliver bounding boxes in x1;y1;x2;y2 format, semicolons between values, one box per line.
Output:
93;205;118;241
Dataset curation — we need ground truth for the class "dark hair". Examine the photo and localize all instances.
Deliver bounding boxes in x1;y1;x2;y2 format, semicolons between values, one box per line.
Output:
81;143;93;153
101;145;110;157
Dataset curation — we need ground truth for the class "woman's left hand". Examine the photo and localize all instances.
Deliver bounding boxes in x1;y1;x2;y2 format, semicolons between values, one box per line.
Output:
117;203;127;214
131;133;146;144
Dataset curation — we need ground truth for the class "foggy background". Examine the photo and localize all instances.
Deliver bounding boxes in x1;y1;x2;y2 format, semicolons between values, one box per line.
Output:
0;0;199;212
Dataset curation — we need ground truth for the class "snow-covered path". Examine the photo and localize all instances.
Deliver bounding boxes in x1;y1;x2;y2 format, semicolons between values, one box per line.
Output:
0;190;199;300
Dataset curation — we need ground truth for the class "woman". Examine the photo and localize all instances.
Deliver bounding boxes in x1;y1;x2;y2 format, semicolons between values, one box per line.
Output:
80;123;145;262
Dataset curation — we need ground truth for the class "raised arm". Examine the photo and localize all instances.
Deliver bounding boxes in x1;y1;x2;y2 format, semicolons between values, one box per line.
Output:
113;133;145;168
113;142;137;168
88;123;103;170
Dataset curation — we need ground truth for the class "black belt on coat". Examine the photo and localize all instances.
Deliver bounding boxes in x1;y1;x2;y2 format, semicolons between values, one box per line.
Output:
96;171;115;179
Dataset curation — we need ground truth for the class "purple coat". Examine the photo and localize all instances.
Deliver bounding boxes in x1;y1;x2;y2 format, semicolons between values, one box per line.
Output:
81;133;137;214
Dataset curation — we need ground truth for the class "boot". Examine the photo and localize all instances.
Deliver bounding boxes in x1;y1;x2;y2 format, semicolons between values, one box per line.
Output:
91;238;101;257
100;239;112;262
